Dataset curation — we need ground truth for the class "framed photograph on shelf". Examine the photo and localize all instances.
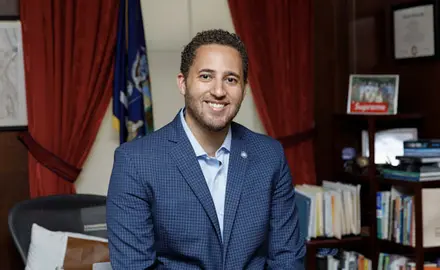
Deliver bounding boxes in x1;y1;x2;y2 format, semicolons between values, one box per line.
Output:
392;0;439;60
0;19;27;130
347;74;399;115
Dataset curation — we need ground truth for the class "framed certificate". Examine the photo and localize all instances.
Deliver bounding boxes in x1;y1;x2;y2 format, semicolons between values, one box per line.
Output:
392;1;439;60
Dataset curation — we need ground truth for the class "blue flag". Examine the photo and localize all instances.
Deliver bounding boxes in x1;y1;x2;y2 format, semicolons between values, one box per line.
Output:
113;0;154;144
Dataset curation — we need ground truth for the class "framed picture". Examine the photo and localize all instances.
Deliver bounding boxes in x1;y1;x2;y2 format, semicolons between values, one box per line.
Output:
392;0;439;60
0;19;27;130
347;74;399;115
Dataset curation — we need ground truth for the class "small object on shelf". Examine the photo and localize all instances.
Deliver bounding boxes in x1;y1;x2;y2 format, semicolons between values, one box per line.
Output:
341;147;369;175
342;147;356;173
356;156;369;175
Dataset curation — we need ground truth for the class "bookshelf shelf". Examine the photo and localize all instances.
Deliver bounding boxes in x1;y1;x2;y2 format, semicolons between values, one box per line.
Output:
379;177;440;189
338;172;440;189
333;113;423;121
333;113;424;130
378;239;440;255
377;239;415;256
338;172;369;183
307;236;365;248
306;236;367;269
337;172;440;189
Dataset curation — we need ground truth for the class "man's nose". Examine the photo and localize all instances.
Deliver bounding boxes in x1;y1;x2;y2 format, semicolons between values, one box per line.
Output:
210;79;226;98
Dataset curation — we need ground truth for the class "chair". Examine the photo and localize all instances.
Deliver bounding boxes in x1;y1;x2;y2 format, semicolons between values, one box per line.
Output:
8;194;107;264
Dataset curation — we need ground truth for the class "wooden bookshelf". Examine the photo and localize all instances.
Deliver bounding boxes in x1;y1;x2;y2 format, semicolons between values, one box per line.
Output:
335;173;440;189
333;113;424;131
308;235;365;248
377;239;415;256
379;177;440;189
378;239;440;256
337;171;369;184
337;172;440;189
306;236;366;269
333;113;423;121
323;113;440;270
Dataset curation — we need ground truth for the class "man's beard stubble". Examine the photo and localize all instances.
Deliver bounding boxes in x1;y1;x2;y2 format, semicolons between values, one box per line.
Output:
184;88;241;133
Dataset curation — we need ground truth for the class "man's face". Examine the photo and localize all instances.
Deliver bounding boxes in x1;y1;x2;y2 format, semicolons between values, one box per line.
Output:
177;44;246;132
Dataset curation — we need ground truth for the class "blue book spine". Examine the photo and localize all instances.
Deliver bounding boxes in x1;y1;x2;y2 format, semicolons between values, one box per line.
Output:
377;192;382;239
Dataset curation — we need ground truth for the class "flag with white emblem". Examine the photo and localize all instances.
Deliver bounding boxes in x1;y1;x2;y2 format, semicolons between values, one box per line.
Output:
113;0;154;144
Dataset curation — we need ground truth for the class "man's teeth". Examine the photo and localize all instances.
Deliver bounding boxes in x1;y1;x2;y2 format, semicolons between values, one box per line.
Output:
208;102;225;108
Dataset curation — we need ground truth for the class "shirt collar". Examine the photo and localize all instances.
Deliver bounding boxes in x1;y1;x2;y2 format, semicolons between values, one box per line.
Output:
179;108;231;157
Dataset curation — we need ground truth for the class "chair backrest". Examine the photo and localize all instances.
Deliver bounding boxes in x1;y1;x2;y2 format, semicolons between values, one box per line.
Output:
8;194;107;264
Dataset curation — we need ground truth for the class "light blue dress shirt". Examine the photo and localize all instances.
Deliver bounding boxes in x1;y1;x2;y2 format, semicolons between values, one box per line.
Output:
179;108;231;238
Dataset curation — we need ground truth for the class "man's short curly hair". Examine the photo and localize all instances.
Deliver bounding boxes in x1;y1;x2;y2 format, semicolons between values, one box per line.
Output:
180;29;248;83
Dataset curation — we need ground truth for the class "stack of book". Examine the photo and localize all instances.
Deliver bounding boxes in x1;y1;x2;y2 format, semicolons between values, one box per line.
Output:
376;187;415;246
378;253;440;269
380;139;440;181
317;250;372;270
376;186;440;248
404;139;440;157
295;181;361;240
378;253;409;270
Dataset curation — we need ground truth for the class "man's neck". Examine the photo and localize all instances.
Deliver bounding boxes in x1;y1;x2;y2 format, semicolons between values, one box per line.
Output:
185;113;229;157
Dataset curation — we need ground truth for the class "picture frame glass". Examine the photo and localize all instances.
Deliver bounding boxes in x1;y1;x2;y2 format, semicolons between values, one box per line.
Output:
347;74;399;115
393;4;436;59
0;20;28;128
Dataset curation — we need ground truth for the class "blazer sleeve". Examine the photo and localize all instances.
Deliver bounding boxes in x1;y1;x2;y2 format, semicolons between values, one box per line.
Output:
106;146;157;269
266;145;306;270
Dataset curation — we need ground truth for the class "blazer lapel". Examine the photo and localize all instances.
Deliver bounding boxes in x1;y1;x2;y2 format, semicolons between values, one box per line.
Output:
222;123;249;254
168;114;222;243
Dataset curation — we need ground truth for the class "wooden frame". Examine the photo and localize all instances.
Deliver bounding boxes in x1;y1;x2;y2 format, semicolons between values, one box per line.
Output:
347;74;399;115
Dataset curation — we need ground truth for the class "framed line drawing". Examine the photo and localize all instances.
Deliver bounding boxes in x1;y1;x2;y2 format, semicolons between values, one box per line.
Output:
0;19;27;130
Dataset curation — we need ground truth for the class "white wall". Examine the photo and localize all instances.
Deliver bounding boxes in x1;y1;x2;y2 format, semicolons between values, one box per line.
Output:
75;0;264;195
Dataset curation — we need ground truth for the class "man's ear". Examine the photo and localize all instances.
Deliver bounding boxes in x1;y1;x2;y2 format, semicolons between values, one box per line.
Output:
177;73;186;95
243;81;248;98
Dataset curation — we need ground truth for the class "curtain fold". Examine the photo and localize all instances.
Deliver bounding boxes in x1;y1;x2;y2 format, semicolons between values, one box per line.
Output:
228;0;316;184
20;0;119;197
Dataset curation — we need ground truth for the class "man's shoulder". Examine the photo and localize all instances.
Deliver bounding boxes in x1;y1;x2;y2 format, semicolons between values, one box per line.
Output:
115;122;174;156
233;122;284;155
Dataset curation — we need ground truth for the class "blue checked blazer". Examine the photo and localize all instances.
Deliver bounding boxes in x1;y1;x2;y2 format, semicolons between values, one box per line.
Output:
106;112;306;269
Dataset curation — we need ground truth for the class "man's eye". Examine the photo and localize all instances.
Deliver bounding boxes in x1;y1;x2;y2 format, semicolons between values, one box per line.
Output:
200;74;211;80
226;77;238;84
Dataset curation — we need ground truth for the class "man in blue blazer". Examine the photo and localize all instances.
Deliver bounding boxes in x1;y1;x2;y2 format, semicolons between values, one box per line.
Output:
107;29;306;269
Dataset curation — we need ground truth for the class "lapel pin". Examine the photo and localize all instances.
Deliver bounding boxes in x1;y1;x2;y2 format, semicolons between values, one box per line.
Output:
240;151;247;159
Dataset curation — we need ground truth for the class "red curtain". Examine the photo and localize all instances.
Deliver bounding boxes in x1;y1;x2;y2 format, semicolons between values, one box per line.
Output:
20;0;119;197
228;0;316;185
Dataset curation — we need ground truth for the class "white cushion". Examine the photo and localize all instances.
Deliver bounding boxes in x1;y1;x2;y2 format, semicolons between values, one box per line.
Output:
93;262;113;270
25;223;107;270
